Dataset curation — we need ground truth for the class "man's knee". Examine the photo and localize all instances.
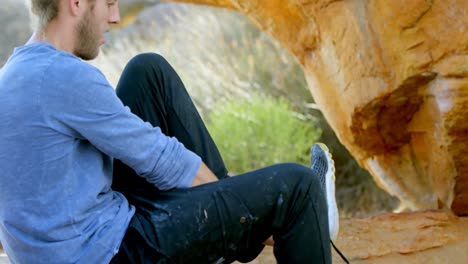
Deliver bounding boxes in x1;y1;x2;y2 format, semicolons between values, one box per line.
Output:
269;163;324;220
272;163;320;191
125;53;171;75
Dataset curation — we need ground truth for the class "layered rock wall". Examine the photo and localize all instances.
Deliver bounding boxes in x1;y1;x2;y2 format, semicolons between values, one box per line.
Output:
165;0;468;215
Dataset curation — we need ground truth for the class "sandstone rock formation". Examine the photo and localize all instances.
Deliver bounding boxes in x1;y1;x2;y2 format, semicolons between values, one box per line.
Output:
254;211;468;263
119;0;161;26
334;211;468;263
164;0;468;215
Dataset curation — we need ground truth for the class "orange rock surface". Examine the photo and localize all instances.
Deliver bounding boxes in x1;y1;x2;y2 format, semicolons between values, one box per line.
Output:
165;0;468;215
243;211;468;263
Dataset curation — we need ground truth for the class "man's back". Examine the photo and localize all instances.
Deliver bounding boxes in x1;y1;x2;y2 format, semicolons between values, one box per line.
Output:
0;43;134;264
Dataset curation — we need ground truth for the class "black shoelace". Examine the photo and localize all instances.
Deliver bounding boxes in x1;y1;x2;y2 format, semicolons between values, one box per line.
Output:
331;240;349;263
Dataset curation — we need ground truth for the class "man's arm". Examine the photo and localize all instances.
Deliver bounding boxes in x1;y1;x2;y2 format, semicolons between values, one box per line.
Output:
45;63;202;191
190;162;219;187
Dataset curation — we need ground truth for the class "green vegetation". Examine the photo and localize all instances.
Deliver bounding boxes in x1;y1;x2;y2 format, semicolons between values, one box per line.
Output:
206;95;321;174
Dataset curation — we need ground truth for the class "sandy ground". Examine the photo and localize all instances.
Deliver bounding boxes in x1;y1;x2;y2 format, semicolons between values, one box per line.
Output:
252;248;276;263
238;247;275;264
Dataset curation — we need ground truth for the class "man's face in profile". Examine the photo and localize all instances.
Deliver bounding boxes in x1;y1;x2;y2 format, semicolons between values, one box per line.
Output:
74;0;120;60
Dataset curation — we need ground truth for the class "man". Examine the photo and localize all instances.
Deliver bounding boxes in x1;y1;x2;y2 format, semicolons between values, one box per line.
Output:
0;0;342;263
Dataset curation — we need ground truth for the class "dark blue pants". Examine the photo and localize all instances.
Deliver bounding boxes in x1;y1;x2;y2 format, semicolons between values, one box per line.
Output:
111;54;331;264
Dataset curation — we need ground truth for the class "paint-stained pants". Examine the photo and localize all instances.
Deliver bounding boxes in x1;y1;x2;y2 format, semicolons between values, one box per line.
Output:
110;54;331;264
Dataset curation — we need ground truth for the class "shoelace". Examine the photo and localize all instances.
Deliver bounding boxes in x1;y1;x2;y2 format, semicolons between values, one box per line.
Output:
331;240;349;263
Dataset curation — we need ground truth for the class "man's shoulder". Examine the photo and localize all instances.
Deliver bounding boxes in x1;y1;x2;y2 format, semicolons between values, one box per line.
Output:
50;53;102;78
43;55;111;93
18;43;104;79
3;43;103;81
1;43;112;99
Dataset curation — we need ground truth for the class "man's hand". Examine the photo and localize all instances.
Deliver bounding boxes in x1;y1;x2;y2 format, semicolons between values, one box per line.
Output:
190;162;218;187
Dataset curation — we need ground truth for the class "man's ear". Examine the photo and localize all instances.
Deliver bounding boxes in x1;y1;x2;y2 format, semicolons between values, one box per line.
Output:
68;0;82;16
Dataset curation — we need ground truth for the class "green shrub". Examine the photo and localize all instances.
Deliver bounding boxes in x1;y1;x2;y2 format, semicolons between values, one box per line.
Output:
206;95;321;174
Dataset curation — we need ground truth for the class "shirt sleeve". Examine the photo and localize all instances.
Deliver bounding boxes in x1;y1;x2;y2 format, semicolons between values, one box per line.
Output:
42;58;200;190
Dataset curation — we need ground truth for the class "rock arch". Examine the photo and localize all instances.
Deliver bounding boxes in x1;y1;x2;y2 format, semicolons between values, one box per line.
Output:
162;0;468;215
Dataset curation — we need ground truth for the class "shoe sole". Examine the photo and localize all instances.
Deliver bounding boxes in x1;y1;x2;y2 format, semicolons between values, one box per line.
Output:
316;143;339;242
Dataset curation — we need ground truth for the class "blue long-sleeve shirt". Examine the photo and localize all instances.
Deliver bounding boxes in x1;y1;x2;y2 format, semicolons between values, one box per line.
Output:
0;42;201;263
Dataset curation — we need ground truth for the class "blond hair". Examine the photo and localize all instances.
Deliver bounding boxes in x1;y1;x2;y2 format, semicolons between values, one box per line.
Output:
28;0;95;31
29;0;60;31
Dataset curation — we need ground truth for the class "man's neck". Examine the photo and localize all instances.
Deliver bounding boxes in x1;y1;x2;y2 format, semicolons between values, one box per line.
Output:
26;32;45;45
26;21;76;55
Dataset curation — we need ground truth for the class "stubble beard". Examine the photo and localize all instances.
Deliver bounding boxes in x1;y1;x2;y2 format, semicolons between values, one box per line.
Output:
74;9;101;61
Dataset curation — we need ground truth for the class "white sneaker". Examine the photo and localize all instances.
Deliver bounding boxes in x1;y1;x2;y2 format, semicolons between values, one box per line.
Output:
310;143;339;242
